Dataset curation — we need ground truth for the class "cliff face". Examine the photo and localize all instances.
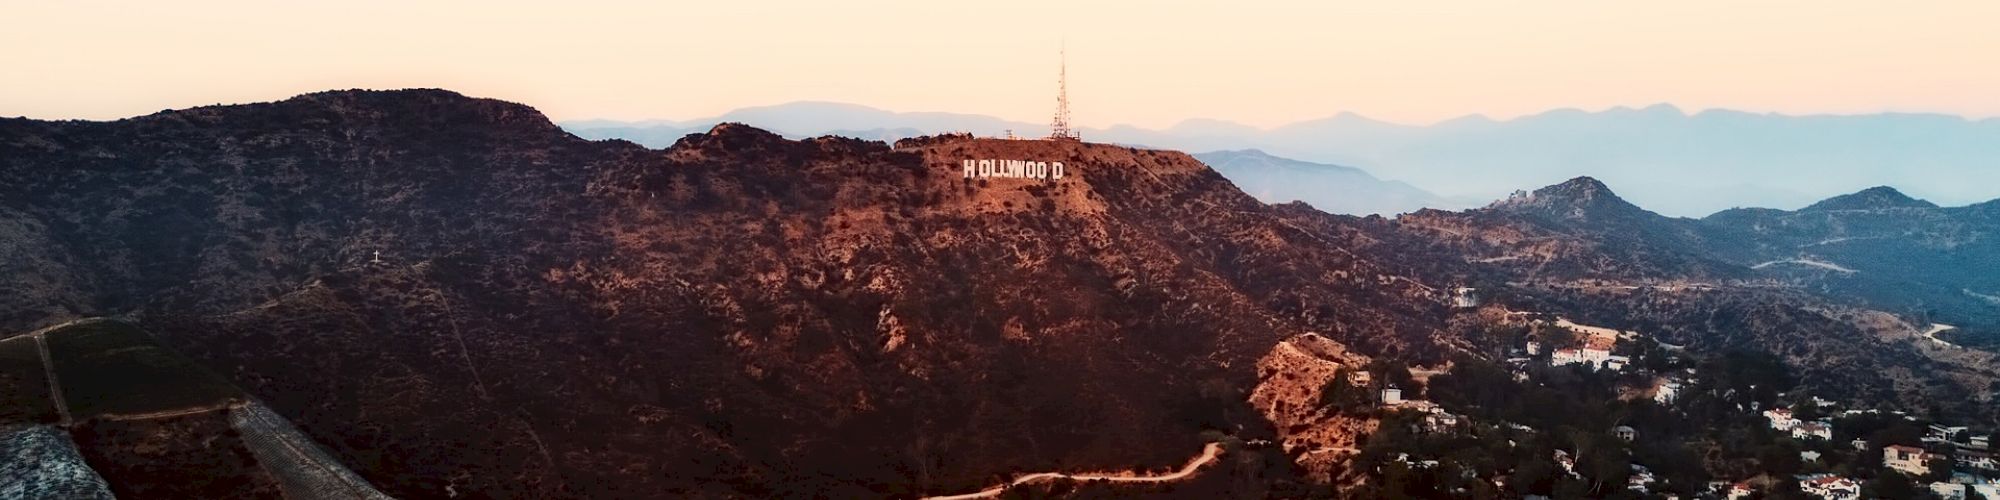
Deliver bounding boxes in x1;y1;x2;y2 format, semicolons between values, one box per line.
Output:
0;90;1451;498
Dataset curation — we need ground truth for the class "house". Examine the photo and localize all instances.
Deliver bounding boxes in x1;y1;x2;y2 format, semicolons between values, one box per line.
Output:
1554;450;1579;478
1347;371;1372;387
1381;388;1403;405
1654;380;1683;404
1604;355;1631;371
1627;464;1656;492
1451;287;1480;308
1929;424;1970;443
1800;475;1860;500
1954;450;1997;471
1967;435;1991;451
1801;450;1823;463
1852;438;1871;451
1973;483;2000;500
1726;481;1754;499
1764;408;1799;431
1792;421;1833;440
1552;347;1621;370
1885;444;1940;476
1930;482;1967;500
1420;405;1462;432
1613;425;1637;442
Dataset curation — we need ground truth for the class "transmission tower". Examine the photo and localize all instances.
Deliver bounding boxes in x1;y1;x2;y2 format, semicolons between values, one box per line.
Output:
1049;44;1079;141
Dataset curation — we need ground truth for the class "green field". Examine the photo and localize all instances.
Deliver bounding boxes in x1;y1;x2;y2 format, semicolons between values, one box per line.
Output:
44;322;241;418
0;336;57;425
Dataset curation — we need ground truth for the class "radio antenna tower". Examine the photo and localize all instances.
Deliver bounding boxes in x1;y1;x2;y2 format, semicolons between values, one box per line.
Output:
1050;42;1079;141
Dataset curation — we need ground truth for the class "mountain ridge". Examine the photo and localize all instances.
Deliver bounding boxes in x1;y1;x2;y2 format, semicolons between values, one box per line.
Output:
0;88;1452;498
561;101;2000;216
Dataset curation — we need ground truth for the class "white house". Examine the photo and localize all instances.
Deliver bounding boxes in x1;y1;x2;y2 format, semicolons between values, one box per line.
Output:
1793;421;1833;440
1972;483;2000;500
1800;475;1860;500
1930;482;1966;500
1764;408;1799;431
1653;380;1683;404
1885;445;1940;476
1552;348;1620;370
1955;450;1997;471
1381;388;1403;405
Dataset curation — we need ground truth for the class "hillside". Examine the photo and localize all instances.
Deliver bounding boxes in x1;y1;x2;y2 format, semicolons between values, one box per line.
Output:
6;89;1997;498
0;90;1450;498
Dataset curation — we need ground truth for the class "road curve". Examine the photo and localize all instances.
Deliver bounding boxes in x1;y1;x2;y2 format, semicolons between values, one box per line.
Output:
920;442;1224;500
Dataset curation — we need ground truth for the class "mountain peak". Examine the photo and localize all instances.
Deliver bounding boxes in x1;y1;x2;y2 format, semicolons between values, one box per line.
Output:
1801;186;1937;212
1489;176;1651;223
1547;176;1613;195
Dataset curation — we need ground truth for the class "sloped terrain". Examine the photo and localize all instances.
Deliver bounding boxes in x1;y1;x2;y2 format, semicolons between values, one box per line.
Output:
6;88;1996;497
0;90;1452;498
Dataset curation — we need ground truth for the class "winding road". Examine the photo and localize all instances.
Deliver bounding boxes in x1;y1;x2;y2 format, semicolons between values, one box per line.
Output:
920;442;1225;500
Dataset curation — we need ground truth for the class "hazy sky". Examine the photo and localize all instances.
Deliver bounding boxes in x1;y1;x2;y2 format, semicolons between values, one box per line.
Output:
6;1;1998;128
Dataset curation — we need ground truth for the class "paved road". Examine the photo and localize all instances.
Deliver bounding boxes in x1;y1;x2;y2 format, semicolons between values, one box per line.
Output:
920;442;1224;500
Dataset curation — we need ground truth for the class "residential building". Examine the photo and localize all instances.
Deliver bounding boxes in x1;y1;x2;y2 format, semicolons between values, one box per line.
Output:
1764;408;1798;431
1885;445;1940;476
1793;421;1833;440
1954;450;1996;471
1800;475;1860;500
1613;425;1637;442
1972;483;2000;500
1930;482;1966;500
1627;464;1655;492
1654;380;1682;405
1381;388;1403;405
1726;481;1753;499
1929;424;1970;443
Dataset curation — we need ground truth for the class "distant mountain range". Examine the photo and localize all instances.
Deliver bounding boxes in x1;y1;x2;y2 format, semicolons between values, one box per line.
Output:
563;102;2000;217
1191;150;1473;216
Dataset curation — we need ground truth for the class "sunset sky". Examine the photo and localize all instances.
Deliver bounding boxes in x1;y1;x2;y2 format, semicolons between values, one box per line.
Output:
5;1;1998;128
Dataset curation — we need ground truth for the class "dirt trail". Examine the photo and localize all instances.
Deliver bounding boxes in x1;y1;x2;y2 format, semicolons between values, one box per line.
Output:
920;442;1224;500
31;332;73;426
96;401;241;422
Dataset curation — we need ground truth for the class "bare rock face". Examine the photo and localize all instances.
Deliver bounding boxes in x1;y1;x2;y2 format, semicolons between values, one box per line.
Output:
0;90;1452;498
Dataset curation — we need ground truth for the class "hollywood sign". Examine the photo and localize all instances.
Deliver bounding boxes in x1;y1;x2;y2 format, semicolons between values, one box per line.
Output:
962;159;1066;180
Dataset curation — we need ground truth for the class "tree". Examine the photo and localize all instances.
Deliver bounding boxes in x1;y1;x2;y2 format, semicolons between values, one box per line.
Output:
1757;442;1804;477
1921;455;1955;483
1863;471;1916;500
